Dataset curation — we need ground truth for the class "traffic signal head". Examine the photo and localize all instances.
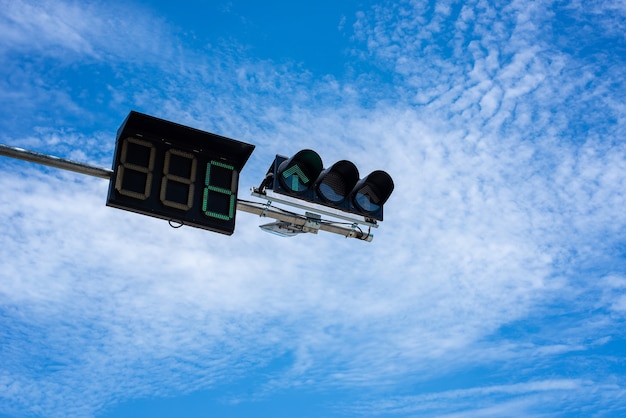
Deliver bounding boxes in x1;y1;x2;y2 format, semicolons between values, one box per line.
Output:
266;150;394;221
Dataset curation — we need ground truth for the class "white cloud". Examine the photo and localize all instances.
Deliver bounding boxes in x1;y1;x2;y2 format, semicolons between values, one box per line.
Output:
1;0;626;416
348;379;626;417
0;0;174;62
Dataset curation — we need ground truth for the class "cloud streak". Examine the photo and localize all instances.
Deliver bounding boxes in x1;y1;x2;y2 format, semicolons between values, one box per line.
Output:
1;0;626;416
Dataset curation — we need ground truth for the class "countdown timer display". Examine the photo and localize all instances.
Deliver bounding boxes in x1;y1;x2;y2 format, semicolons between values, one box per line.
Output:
106;111;255;235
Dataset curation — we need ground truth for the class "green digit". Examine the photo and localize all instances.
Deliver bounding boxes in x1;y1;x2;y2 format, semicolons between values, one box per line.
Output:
203;160;237;220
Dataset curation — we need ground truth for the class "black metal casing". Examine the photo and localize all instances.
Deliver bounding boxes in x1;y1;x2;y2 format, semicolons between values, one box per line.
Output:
266;150;393;221
107;111;255;235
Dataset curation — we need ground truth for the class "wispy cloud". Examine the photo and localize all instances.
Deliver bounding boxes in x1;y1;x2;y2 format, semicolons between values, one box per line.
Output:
1;0;626;416
0;0;174;61
348;379;626;417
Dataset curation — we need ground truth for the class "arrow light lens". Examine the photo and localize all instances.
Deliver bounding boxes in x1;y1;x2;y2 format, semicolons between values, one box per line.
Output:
354;184;381;212
282;164;309;192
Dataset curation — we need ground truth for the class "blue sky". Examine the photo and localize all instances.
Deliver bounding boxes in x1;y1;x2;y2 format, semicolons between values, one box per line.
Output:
1;0;626;417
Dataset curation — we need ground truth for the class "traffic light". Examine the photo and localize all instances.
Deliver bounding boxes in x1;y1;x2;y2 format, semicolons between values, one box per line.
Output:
106;111;255;235
264;149;394;221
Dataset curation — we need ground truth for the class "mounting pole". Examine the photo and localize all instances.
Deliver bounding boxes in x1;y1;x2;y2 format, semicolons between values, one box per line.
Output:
0;143;113;179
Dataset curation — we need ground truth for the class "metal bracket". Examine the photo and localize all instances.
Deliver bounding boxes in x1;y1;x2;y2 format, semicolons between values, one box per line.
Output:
237;200;374;242
251;188;378;229
261;199;272;217
302;212;322;234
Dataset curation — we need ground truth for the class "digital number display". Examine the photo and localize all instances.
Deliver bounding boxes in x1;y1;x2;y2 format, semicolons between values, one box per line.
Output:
114;137;238;221
107;111;255;235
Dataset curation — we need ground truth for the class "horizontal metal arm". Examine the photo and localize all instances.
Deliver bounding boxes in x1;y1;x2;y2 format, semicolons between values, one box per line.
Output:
0;143;113;180
0;143;372;241
236;200;373;241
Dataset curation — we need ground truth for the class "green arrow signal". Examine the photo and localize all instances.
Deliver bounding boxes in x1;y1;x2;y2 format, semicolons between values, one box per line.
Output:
282;164;309;191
